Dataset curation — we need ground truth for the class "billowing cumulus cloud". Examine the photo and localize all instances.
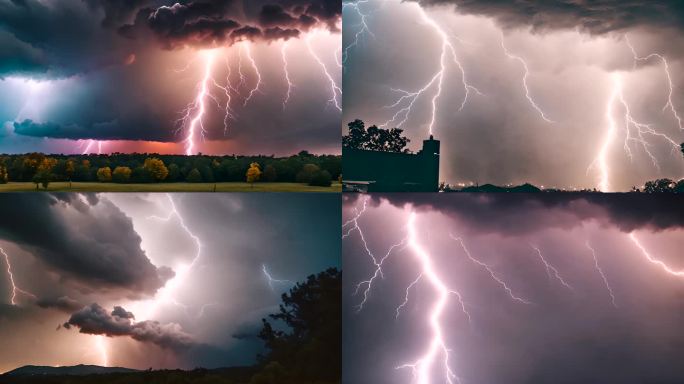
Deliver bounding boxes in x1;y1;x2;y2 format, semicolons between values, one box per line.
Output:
63;303;194;350
0;193;173;296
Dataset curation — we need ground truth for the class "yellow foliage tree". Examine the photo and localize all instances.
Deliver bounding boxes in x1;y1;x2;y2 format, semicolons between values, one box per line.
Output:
246;162;262;187
143;158;169;182
32;157;57;189
112;166;132;183
0;164;8;184
97;167;112;182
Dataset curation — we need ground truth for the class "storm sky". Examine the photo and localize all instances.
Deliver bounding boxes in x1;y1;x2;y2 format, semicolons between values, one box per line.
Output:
343;194;684;384
342;0;684;191
0;0;341;155
0;193;340;372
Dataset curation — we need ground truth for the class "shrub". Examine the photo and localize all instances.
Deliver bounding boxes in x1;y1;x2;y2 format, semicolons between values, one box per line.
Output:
112;166;132;183
309;170;332;187
96;167;112;182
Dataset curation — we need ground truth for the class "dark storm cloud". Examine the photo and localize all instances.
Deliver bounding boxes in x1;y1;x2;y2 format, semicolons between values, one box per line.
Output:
0;194;173;296
63;303;194;350
414;0;684;34
0;0;136;77
36;296;83;313
119;0;340;49
355;193;684;235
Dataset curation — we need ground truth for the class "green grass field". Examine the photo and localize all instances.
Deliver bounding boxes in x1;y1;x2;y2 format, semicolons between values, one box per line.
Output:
0;182;341;192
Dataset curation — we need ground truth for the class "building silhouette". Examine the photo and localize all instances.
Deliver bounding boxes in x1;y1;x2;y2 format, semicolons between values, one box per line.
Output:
343;136;440;192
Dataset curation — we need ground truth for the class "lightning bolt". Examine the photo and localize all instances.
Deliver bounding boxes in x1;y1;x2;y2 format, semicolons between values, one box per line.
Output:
211;53;237;136
262;264;292;291
241;43;263;107
342;0;376;66
143;194;203;319
1;246;36;305
629;232;684;278
380;3;481;135
281;41;294;109
450;234;533;304
590;72;681;191
585;241;617;308
81;140;104;155
626;37;683;131
396;212;469;384
500;33;553;123
94;336;109;367
178;50;216;155
530;245;574;291
395;273;422;319
306;33;342;111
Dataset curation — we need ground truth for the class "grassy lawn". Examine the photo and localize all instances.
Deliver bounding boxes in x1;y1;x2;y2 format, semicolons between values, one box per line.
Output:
0;182;341;192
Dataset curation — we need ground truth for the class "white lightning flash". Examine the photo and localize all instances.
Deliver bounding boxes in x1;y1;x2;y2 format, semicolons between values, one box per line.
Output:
307;33;342;111
94;335;109;367
178;50;216;155
241;43;263;107
1;246;36;305
396;212;469;384
262;264;292;291
281;41;294;109
450;234;532;304
585;241;617;308
530;245;574;291
381;3;481;135
342;0;376;65
629;233;684;278
500;33;553;123
626;37;683;131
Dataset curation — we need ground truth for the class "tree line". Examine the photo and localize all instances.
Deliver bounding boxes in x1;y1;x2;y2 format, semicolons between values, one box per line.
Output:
0;152;341;188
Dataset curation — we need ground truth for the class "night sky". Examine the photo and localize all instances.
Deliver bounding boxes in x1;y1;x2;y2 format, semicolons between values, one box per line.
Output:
0;193;340;372
0;0;341;155
343;193;684;384
343;0;684;191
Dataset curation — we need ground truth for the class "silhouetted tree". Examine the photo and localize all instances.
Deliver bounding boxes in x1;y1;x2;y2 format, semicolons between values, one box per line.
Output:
343;119;410;152
257;268;340;383
643;178;675;193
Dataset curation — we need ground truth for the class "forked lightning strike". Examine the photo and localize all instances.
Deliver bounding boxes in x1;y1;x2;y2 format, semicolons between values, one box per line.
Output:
307;34;342;111
626;37;683;130
1;246;36;305
281;41;294;109
380;3;481;135
178;50;216;155
342;0;376;65
530;245;574;291
242;43;263;107
450;234;532;304
629;233;684;278
262;264;292;291
590;72;680;191
396;212;469;384
500;33;553;123
585;242;617;307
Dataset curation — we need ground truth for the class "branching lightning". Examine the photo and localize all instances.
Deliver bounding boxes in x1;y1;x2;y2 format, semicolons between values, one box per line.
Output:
241;43;263;107
629;233;684;278
585;241;617;307
396;212;469;384
380;3;481;135
262;264;292;291
1;246;36;305
590;71;681;191
281;41;294;109
450;234;532;304
178;50;216;156
500;33;553;123
342;0;376;66
395;273;422;319
530;245;574;291
627;37;683;131
307;33;342;111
